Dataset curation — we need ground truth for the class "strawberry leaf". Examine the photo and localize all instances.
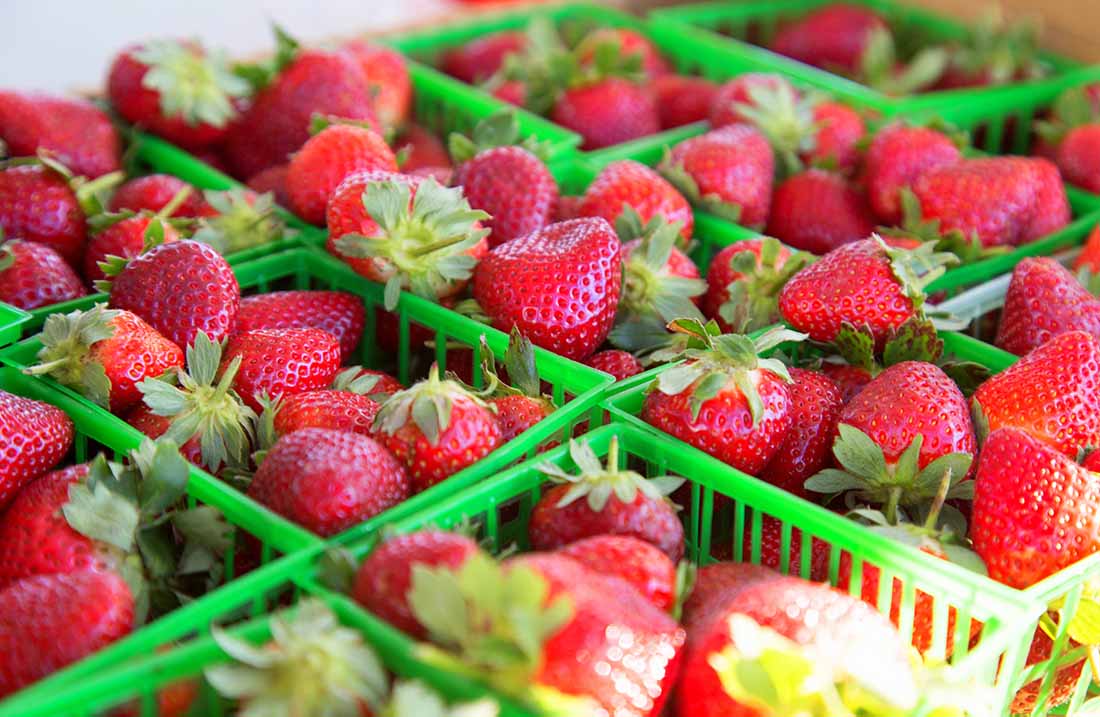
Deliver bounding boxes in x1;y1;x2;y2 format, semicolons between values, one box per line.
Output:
63;477;140;553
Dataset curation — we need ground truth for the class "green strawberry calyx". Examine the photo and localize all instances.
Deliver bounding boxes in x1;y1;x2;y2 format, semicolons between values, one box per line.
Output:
536;436;684;513
206;599;389;715
448;110;550;164
134;39;251;128
456;331;555;417
1037;85;1100;146
193;189;288;255
333;176;490;311
331;367;390;398
383;680;500;717
731;82;821;178
650;320;804;423
718;238;813;335
373;364;495;446
891;192;1007;266
861;26;949;96
27;303;120;408
137;330;258;472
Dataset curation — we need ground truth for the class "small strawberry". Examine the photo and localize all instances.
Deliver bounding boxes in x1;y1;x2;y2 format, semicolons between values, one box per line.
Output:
27;304;184;413
769;3;889;74
759;367;843;496
83;214;182;285
575;28;670;78
650;74;719;129
394;124;451;173
1011;631;1087;715
235;290;365;362
0;160;87;266
1056;124;1100;194
473;217;622;361
0;390;73;510
285;122;397;225
580;159;693;242
245;165;291;208
372;365;502;492
467;329;555;443
0;91;122;179
708;73;798;129
529;437;685;560
249;427;409;536
491;79;527;107
584;350;643;380
863;123;963;225
108;175;213;218
553;78;659;151
557;534;679;612
642;322;800;474
0;238;86;310
189;189;287;255
995;257;1100;355
806;101;865;172
659;124;775;227
341;40;412;131
220;327;341;412
766;169;876;254
702;237;811;334
440;32;526;84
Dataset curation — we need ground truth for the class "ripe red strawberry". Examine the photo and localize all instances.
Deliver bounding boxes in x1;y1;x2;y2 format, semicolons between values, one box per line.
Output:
650;74;719;129
83;215;182;284
584;350;643;380
285;123;397;225
575;28;670;78
393;124;451;173
221;328;341;412
0;569;133;698
529;437;685;560
340;367;404;396
273;391;379;437
642;323;797;474
28;304;184;413
245;165;291;208
863;123;962;225
820;362;873;403
580;160;693;242
440;32;526;84
702;238;810;334
108;175;213;218
452;146;557;247
0;390;73;510
107;40;249;151
124;405;204;468
352;530;479;637
680;561;780;634
327;171;489;310
1011;631;1086;715
759;368;843;496
766;169;876;254
769;4;888;73
236;290;365;362
0;162;86;266
465;329;555;443
806;101;865;172
372;366;502;492
557;534;678;612
552;78;660;151
491;79;527;107
473;217;622;361
0;91;122;179
249;427;409;536
995;257;1100;355
660;124;774;228
1056;124;1100;193
708;73;798;129
340;40;412;131
0;239;86;310
106;239;240;348
1074;224;1100;273
778;236;953;346
971;331;1100;457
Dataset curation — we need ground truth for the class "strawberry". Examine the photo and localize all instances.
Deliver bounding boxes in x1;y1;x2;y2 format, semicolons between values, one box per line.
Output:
971;331;1100;457
680;561;779;634
108;175;213;218
394;124;451;172
575;28;670;78
766;169;876;254
189;189;287;256
0;390;73;510
584;350;643;380
328;171;489;311
552;77;659;151
862;123;962;225
778;236;955;346
340;40;412;131
28;304;184;413
123;406;204;468
702;237;811;334
83;215;182;285
0;238;86;310
1011;631;1087;715
995;257;1100;355
352;530;480;638
0;569;133;698
1074;224;1100;274
806;101;865;172
557;534;678;612
341;367;404;396
440;32;526;84
235;290;365;362
467;329;555;443
0;161;87;266
642;322;799;474
769;3;888;74
820;362;873;403
285;123;397;225
659;124;775;227
529;437;685;561
372;366;502;492
1056;124;1100;193
272;390;379;438
220;328;341;412
107;40;249;150
0;91;122;179
472;217;621;361
650;74;718;129
708;73;798;129
245;164;291;208
106;239;240;348
580;159;693;242
249;427;409;536
759;368;843;496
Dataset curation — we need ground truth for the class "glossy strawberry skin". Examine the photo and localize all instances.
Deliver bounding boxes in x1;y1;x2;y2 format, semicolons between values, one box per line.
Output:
581;160;694;242
0;391;73;510
642;369;793;475
452;146;557;247
806;102;865;172
769;4;887;73
108;175;214;218
440;32;525;84
529;483;685;562
352;531;479;638
766;169;875;254
0;91;121;179
83;216;182;285
995;257;1100;355
584;350;643;380
0;239;86;310
557;535;677;612
490;395;553;443
236;290;365;362
1056;124;1100;194
285;124;397;225
0;164;86;266
87;310;185;413
666;125;774;228
249;428;409;537
0;569;133;699
651;75;719;129
341;40;412;130
863;123;962;225
708;73;797;128
702;239;792;333
820;363;873;403
473;218;622;361
273;390;379;437
760;368;844;496
221;328;341;412
552;79;660;151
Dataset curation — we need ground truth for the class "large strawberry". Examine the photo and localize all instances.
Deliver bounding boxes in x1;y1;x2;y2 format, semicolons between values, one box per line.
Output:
220;328;341;413
235;290;365;362
0;160;88;266
863;123;962;224
0;238;86;310
0;91;122;179
642;322;799;474
769;4;888;74
759;367;843;496
340;40;412;131
248;427;409;536
473;217;621;361
580;160;694;242
766;169;876;254
971;331;1100;457
28;304;184;413
703;237;812;334
529;437;685;561
0;390;73;510
995;257;1100;355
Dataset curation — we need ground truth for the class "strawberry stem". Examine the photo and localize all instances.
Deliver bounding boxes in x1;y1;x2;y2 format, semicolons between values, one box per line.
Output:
923;467;953;532
409;232;478;258
154;186;194;221
884;486;902;525
606;436;620;476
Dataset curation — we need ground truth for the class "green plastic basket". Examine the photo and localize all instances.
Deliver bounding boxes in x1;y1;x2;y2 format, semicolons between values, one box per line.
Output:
599;331;1100;716
649;0;1082;117
331;420;1040;716
0;247;612;545
0;303;29;349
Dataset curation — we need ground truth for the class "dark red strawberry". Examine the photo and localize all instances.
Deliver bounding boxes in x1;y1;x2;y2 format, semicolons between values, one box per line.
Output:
552;78;660;151
708;73;798;129
575;28;671;78
766;169;875;254
245;165;291;208
584;350;643;380
820;362;873;403
0;161;86;266
650;74;719;129
221;328;341;412
0;91;122;179
249;427;409;536
83;215;182;285
702;238;810;334
108;175;213;218
235;290;365;362
0;239;86;310
341;40;412;131
0;390;73;510
995;257;1100;355
759;368;843;496
1055;124;1100;193
806;101;865;172
473;217;621;361
452;146;557;247
557;534;678;612
769;3;888;73
394;124;451;173
863;123;962;225
440;32;526;84
580;160;693;243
